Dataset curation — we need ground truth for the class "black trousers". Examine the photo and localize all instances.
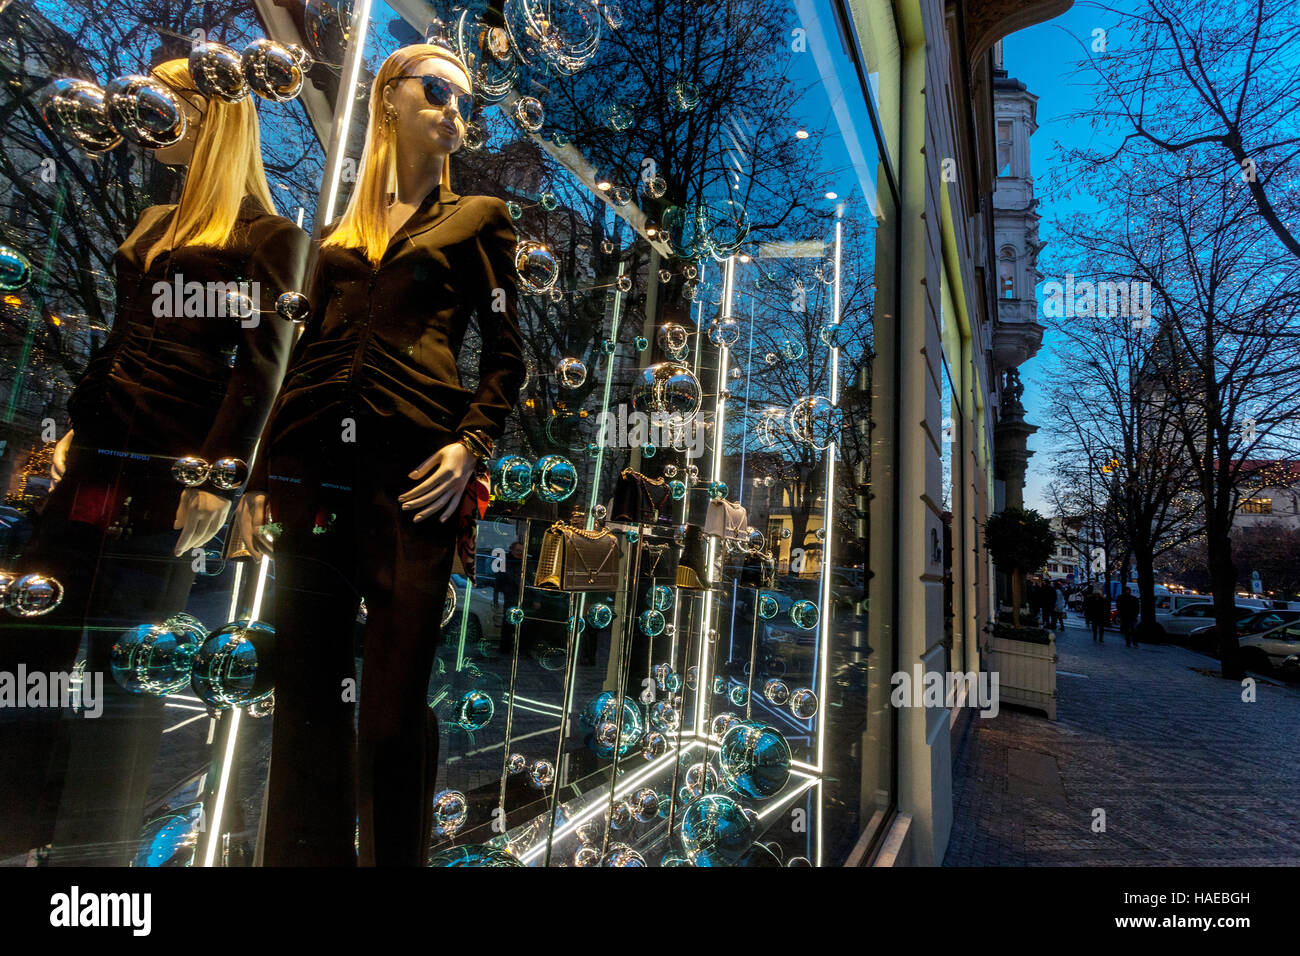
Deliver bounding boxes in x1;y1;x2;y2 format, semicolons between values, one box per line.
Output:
260;435;456;867
0;444;193;863
1090;620;1106;642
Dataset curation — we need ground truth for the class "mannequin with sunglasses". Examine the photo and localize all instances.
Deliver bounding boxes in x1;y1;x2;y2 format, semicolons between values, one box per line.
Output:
233;44;524;867
0;58;308;864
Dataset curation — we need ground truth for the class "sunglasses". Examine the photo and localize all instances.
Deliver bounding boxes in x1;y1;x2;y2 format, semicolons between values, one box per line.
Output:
389;74;465;113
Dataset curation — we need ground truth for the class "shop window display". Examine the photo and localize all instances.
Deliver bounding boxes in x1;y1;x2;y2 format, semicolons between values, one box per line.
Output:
0;0;894;867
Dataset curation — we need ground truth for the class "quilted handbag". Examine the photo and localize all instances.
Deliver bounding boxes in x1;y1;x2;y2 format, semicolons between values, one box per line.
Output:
611;468;673;523
534;520;622;592
704;498;748;539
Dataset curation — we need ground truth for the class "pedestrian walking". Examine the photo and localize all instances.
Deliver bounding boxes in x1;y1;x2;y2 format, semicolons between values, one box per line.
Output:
1117;586;1140;647
1053;582;1067;630
1084;588;1109;643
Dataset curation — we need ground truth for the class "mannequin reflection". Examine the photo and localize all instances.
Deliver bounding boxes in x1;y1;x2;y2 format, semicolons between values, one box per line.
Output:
0;58;308;864
234;44;524;866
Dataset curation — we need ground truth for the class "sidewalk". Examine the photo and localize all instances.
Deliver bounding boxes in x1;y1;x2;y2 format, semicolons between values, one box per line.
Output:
943;614;1300;865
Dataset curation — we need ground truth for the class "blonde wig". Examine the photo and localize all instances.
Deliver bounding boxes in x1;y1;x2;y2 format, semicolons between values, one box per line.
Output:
143;58;278;270
322;44;472;266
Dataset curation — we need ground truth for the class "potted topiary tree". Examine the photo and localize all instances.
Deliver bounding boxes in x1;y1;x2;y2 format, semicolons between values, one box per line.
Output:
983;507;1058;719
984;507;1055;628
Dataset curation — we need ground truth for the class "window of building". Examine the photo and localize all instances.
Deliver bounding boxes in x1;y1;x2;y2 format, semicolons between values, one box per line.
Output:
997;121;1013;177
1241;497;1273;514
999;248;1016;299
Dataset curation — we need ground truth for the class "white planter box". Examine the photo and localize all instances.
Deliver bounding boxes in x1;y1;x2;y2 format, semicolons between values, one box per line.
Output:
986;632;1057;720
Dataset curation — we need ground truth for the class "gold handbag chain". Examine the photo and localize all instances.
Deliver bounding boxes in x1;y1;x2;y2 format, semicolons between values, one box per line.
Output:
551;521;614;540
621;467;666;486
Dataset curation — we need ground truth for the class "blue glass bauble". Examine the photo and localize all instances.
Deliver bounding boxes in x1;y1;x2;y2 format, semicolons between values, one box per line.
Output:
669;479;686;500
111;612;206;695
455;690;494;730
493;455;533;500
534;454;578;502
790;599;819;629
638;609;665;637
189;619;275;710
580;691;644;757
586;603;613;628
134;802;203;867
719;722;791;798
679;794;754;866
506;606;525;625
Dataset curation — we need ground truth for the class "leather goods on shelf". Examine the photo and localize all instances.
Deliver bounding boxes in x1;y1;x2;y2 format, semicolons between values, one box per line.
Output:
704;498;748;539
534;519;622;592
611;467;673;523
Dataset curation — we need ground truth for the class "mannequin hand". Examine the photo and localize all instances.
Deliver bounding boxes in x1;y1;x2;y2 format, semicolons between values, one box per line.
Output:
232;492;273;560
173;488;232;557
50;429;74;486
399;441;476;523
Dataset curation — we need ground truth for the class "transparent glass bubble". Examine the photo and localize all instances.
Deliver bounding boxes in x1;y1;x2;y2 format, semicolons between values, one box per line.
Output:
780;338;806;361
189;619;275;710
599;238;615;255
681;761;720;802
707;481;728;501
274;291;310;324
580;441;598;461
632;787;660;823
789;688;819;719
644;174;668;199
110;614;206;695
506;200;523;220
764;352;778;365
539;192;558;211
758;593;779;619
551;131;570;147
728;684;749;708
2;572;61;618
669;77;701;112
568;614;587;636
625;528;640;543
431;789;469;836
819;323;846;348
679;793;753;865
650;700;679;731
658;268;673;283
661;205;704;259
603;101;633;131
104;74;187;148
742;527;765;553
633;335;648;350
506;606;525;625
710;712;739;741
40;78;121;152
608;800;632;830
455;690;494;730
763;678;790;705
707;627;719;643
513;95;544;131
515;239;559;294
641;442;657;458
788;856;812;867
790;599;819;630
556;356;587;389
711;675;727;696
813;256;836;284
506;752;526;774
188;42;248;103
662;623;676;638
574;844;600;866
548;287;564;303
664;671;682;693
582;692;644;757
685;665;698;689
788;395;841;450
698;198;750;259
462;120;487;150
707;314;740;348
658;464;677;480
638;609;666;637
657;322;688;355
529;759;554;789
602;844;646;866
610;185;632;206
171;456;210;487
585;602;613;630
684;264;699;280
506;0;602;75
719;722;791;798
592;503;607;520
630;362;701;422
533;454;577;502
208;457;248;492
650;584;674;610
241;39;307;102
642;730;668;759
614;275;633;294
597;0;626;30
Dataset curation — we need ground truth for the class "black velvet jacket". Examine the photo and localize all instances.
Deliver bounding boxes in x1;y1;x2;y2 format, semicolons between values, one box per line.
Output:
67;195;308;491
247;187;525;491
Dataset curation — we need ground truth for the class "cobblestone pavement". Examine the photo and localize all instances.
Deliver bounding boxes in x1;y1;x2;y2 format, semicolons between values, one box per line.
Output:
943;614;1300;866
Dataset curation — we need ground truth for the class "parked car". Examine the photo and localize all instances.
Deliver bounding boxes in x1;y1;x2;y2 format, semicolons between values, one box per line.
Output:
1236;622;1300;673
1280;654;1300;681
1152;601;1216;637
1188;609;1300;655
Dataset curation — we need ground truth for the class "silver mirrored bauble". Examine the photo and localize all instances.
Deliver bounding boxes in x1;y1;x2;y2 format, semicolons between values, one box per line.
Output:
189;43;249;103
104;74;187;149
275;291;310;324
556;356;587;389
241;39;306;102
171;456;210;487
630;362;701;422
40;79;121;152
515;239;559;294
208;457;248;492
431;789;469;836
